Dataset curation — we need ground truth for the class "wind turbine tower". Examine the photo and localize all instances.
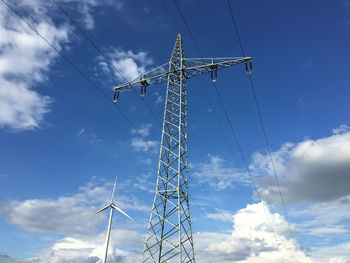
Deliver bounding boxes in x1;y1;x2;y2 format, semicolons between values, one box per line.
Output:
89;177;133;263
114;34;252;263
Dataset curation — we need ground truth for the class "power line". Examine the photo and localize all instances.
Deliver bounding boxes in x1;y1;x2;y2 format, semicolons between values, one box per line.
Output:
189;192;254;251
50;0;161;126
227;0;246;57
226;0;294;238
170;0;287;249
159;2;255;245
171;0;257;231
211;82;264;203
0;0;154;149
161;0;241;168
50;0;248;251
190;175;252;245
172;0;204;59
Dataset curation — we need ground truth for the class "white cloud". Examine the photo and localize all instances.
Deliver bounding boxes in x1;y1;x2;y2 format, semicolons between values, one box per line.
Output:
39;229;143;263
207;209;235;223
154;91;163;105
192;154;249;190
248;126;350;245
251;128;350;203
130;137;158;152
98;48;154;82
57;0;123;30
0;0;123;132
0;178;147;237
289;197;350;240
309;242;350;263
139;158;152;166
0;177;148;263
131;123;152;137
130;124;158;152
0;3;69;131
195;202;313;263
3;185;350;262
23;229;142;263
78;128;85;136
332;124;350;135
122;173;155;193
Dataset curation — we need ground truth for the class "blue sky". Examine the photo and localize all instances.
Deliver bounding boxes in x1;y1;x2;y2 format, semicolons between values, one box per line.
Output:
0;0;350;262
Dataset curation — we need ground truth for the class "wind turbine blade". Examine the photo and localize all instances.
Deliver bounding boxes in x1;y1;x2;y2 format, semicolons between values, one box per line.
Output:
111;203;133;220
88;205;109;218
110;176;118;203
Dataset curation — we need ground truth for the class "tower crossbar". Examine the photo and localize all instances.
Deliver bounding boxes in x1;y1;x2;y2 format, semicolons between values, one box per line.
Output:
114;34;252;263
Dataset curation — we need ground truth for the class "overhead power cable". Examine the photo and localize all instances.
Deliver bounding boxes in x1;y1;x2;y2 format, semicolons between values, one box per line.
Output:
159;1;253;244
165;0;241;169
189;193;253;248
171;0;281;244
226;0;294;239
189;175;256;249
50;0;161;126
0;0;154;148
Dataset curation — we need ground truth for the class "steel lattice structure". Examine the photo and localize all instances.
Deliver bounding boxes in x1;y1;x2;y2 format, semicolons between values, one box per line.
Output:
114;34;252;263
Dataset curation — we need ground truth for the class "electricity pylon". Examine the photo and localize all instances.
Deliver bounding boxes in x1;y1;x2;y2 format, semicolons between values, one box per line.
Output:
114;34;252;263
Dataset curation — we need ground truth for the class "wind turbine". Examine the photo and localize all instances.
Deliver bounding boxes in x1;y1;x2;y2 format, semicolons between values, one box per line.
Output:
89;177;133;263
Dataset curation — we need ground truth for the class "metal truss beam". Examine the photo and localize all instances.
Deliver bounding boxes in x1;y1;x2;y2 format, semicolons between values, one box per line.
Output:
113;34;252;263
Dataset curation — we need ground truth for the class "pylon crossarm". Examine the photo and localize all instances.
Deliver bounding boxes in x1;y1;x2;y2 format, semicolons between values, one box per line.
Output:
114;62;169;92
183;57;252;80
139;34;252;263
113;57;252;94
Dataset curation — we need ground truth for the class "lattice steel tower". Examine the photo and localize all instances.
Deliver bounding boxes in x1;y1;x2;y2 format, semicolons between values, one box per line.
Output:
113;34;252;263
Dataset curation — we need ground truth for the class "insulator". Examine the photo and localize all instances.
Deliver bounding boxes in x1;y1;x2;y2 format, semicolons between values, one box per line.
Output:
245;61;253;75
140;86;146;98
210;64;218;83
113;91;120;103
211;70;217;83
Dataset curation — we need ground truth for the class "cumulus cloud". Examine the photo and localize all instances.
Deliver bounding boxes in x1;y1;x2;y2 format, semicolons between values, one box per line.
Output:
0;3;69;131
98;48;154;83
0;0;123;131
251;127;350;204
195;202;313;263
3;200;313;263
246;126;350;247
131;123;152;137
0;177;148;263
309;242;350;263
28;230;143;263
6;230;142;263
332;124;350;135
54;0;123;30
130;124;158;152
0;178;147;237
130;137;158;152
290;197;350;239
192;154;249;190
3;191;350;263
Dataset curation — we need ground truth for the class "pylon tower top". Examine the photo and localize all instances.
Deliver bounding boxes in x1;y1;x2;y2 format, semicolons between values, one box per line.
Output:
113;35;252;263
